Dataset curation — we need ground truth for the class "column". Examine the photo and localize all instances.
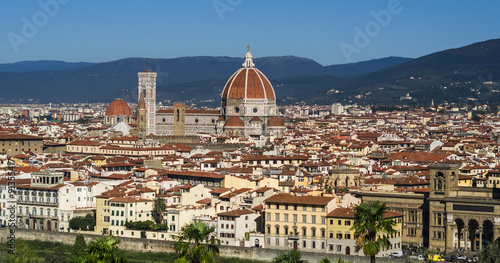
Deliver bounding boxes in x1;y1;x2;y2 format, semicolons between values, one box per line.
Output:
479;227;483;251
464;227;469;251
459;228;464;250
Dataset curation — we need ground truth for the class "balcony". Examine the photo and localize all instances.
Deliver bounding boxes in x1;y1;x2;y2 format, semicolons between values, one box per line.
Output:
17;199;58;207
288;234;300;240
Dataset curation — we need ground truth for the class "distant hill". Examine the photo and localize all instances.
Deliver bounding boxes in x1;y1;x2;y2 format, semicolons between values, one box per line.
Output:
0;55;403;104
5;38;500;106
325;57;413;77
318;38;500;105
0;60;94;73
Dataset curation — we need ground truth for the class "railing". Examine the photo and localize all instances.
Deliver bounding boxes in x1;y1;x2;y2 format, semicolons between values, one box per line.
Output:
17;200;58;206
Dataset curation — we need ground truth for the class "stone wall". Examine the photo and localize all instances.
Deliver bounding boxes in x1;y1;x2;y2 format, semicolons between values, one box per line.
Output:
0;228;405;263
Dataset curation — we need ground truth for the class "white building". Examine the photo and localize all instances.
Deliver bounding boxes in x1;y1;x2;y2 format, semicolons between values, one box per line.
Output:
217;209;260;246
331;103;344;115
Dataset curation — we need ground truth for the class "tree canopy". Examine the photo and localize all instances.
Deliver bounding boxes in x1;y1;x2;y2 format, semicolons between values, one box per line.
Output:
174;220;220;263
351;201;397;263
83;235;128;263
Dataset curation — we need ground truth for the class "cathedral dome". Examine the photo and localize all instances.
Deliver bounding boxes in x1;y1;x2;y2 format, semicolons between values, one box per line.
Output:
221;47;275;100
105;99;132;116
224;116;245;127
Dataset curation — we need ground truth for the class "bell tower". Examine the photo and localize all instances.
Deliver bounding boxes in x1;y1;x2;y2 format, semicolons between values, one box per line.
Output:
138;69;157;135
429;163;459;198
173;103;186;136
137;90;147;140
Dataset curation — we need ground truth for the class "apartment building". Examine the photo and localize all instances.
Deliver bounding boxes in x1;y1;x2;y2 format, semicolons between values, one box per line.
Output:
217;209;260;246
108;196;153;236
264;193;336;252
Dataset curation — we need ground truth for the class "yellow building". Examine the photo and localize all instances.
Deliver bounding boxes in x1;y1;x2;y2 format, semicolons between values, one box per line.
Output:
95;189;127;235
86;155;107;167
458;175;473;187
264;193;337;252
326;207;403;257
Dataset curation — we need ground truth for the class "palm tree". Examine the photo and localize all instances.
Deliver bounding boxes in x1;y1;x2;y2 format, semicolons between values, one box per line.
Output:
83;235;128;263
351;201;397;263
152;197;167;224
174;220;220;263
272;250;307;263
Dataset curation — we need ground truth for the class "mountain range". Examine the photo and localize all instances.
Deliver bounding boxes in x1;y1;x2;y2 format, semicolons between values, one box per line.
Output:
1;38;500;106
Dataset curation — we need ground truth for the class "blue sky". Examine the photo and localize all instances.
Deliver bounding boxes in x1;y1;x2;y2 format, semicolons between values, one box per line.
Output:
1;0;499;65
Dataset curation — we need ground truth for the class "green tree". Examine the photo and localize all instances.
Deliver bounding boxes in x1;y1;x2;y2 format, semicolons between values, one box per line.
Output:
272;250;307;263
351;201;397;263
5;239;43;263
69;214;96;231
478;240;500;263
152;197;167;224
174;220;220;263
83;235;127;263
70;234;87;262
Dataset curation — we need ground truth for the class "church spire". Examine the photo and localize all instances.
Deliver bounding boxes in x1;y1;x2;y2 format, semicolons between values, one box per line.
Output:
242;45;255;68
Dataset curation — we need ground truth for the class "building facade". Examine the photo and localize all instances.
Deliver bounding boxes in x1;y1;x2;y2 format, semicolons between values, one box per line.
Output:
264;194;337;252
0;133;43;156
16;170;63;231
354;162;500;253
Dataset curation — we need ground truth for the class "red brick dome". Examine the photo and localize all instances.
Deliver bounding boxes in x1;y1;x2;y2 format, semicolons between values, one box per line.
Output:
222;68;275;100
267;116;285;127
221;48;275;100
224;116;245;127
105;99;132;116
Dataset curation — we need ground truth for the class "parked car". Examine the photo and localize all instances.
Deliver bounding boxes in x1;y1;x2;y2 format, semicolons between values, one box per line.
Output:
457;255;467;260
391;251;404;258
409;255;425;261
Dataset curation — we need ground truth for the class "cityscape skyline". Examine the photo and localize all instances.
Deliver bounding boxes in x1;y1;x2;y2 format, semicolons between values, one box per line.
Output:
2;0;499;65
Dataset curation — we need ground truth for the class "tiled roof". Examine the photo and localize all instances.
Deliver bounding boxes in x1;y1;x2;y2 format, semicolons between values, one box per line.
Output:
264;193;334;205
217;209;255;217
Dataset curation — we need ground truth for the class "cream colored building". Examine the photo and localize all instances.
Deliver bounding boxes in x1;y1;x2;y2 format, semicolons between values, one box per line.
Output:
108;196;153;236
264;193;337;252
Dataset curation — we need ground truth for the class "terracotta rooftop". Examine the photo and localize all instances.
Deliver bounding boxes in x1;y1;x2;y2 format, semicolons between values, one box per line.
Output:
264;193;334;206
217;209;255;217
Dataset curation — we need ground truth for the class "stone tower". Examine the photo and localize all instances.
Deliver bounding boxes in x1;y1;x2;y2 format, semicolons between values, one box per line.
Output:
428;163;459;250
138;70;157;135
429;163;459;198
173;103;186;136
137;90;147;140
